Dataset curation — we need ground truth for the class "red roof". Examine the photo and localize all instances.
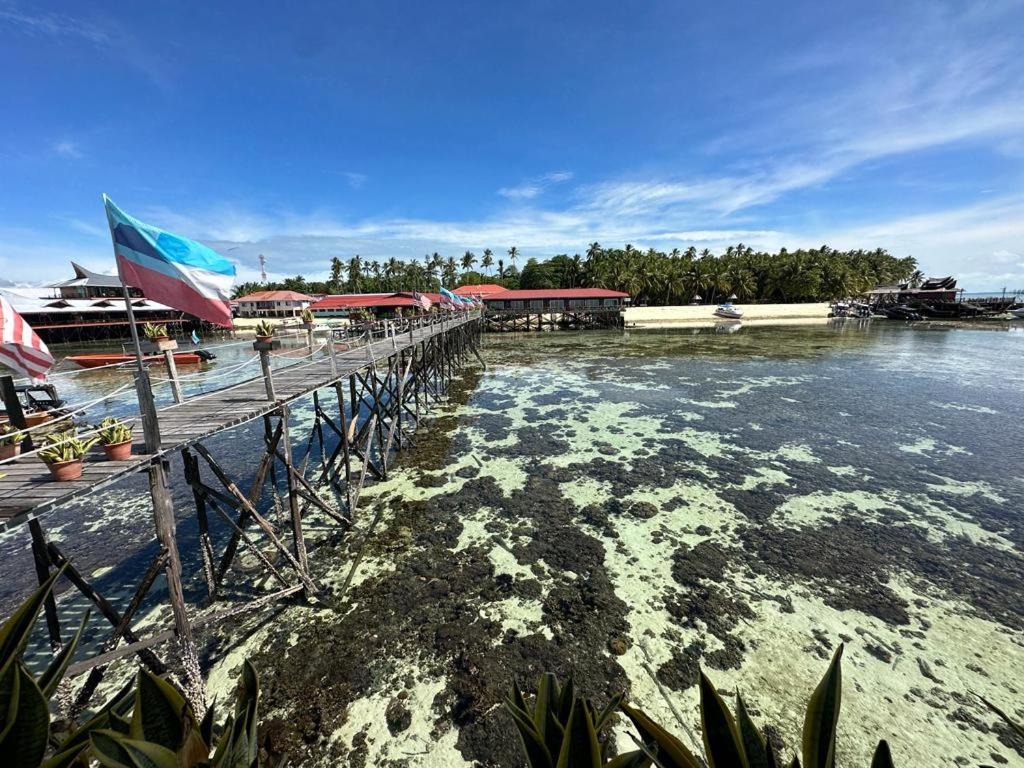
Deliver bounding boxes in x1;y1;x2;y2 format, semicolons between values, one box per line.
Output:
454;283;508;297
309;292;441;311
235;290;313;302
485;288;629;301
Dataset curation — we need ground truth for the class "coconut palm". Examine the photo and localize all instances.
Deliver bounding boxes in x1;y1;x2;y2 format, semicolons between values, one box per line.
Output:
507;246;519;272
481;249;494;277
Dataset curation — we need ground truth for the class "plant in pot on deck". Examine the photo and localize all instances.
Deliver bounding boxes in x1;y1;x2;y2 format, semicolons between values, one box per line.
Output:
39;428;98;481
97;417;133;461
142;322;170;342
255;319;275;343
0;423;25;461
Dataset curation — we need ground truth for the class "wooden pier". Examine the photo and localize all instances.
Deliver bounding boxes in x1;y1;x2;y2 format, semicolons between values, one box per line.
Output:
0;312;483;712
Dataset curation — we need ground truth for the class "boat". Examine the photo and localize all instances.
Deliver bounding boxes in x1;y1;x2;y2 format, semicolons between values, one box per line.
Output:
67;352;207;369
879;305;923;321
1010;307;1024;319
713;303;744;319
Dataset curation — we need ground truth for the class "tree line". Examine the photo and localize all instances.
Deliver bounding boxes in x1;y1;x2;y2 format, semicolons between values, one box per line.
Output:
232;244;922;304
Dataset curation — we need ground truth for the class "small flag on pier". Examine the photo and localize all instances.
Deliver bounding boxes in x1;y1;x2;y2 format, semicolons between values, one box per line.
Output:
0;295;54;381
103;195;236;327
412;291;432;311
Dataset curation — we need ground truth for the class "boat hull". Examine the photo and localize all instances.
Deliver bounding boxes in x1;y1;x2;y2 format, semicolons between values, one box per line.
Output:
67;353;204;369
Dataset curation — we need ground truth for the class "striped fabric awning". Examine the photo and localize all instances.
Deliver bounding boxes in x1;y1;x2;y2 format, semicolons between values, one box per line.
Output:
0;295;55;381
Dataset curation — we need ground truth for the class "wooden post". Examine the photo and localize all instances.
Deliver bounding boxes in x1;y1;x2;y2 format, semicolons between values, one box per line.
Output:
134;367;204;713
258;348;275;401
163;349;184;404
28;518;62;651
0;374;33;451
279;404;309;579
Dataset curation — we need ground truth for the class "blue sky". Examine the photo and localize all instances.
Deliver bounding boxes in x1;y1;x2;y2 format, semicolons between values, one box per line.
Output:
1;0;1022;289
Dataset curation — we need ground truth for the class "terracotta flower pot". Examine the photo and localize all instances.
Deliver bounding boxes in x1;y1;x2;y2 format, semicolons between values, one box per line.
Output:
256;335;273;343
102;440;133;461
46;459;84;482
0;443;20;461
150;335;171;343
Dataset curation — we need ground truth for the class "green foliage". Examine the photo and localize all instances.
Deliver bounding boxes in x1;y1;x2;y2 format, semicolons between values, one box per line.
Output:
0;423;25;446
38;429;99;464
300;308;315;324
97;418;132;446
509;647;897;768
142;323;169;340
254;320;275;338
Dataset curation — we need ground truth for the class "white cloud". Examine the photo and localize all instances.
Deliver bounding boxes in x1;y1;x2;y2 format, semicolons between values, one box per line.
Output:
343;172;367;189
498;170;573;199
53;141;82;159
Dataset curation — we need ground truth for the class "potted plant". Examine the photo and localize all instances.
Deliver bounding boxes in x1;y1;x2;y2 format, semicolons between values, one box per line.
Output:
97;417;133;461
300;308;315;326
39;428;98;482
143;323;170;342
0;424;24;461
254;320;275;343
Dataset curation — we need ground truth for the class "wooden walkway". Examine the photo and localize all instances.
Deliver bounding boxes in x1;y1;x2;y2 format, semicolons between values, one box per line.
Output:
0;316;475;529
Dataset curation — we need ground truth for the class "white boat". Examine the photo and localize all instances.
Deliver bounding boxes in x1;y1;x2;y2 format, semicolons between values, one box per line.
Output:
1010;307;1024;319
714;303;744;319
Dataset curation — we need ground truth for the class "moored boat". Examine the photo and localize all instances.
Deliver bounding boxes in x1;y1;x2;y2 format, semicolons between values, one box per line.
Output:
67;352;206;369
1010;307;1024;319
713;303;744;319
879;305;923;321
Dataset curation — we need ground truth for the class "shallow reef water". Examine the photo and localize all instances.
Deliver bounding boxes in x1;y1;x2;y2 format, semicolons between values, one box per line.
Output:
6;322;1024;766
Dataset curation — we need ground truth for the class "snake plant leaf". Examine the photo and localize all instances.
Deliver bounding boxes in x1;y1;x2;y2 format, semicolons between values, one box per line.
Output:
91;729;180;768
511;680;531;716
200;697;217;748
736;694;771;768
766;741;780;768
39;608;91;698
507;699;555;768
802;645;843;768
0;664;51;768
40;742;89;768
555;700;602;768
59;679;135;751
0;568;62;672
536;673;566;760
789;757;801;768
556;676;575;725
0;661;18;744
130;669;192;751
594;692;624;733
606;749;653;768
620;702;702;768
870;740;895;768
699;671;748;768
978;695;1024;740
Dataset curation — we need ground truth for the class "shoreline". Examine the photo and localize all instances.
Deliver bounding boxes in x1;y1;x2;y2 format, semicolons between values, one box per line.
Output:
624;302;831;328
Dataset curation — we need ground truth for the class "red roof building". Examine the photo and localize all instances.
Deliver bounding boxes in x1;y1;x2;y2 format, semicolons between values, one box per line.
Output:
235;290;314;318
308;292;443;317
483;287;629;311
454;283;508;297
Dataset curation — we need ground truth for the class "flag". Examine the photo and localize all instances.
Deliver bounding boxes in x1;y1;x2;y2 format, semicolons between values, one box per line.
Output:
103;195;236;327
0;295;54;381
412;291;432;312
190;329;201;345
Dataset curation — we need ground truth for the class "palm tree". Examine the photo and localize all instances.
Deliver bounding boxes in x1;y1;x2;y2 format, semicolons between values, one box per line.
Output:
329;257;343;292
347;255;362;293
497;258;505;279
586;242;602;260
507;246;519;273
481;249;494;277
461;250;477;283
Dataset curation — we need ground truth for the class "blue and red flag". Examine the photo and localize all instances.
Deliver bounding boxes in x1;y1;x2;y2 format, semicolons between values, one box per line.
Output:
103;195;236;327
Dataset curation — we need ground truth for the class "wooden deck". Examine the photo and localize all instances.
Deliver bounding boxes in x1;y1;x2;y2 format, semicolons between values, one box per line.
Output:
0;316;475;530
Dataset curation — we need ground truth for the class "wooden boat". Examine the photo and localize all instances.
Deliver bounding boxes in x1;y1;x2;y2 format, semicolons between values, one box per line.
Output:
713;303;744;319
67;352;205;369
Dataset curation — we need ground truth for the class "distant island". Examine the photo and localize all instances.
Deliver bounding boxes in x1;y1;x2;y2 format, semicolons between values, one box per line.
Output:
233;243;921;306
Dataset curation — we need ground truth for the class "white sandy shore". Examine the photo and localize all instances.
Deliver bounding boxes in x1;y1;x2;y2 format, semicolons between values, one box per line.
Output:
625;302;831;328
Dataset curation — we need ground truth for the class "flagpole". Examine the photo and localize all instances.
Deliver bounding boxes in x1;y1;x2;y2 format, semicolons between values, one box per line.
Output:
121;285;147;376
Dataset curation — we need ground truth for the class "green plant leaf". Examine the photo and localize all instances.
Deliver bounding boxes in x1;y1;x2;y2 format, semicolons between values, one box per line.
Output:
41;742;89;768
620;702;702;768
594;692;624;733
0;664;51;768
39;608;91;698
802;645;843;768
699;672;748;768
606;750;653;768
506;702;554;768
130;669;192;751
535;673;565;760
555;700;602;768
91;729;179;768
556;676;575;725
870;740;894;768
0;568;62;672
737;694;771;768
0;662;18;744
59;680;135;751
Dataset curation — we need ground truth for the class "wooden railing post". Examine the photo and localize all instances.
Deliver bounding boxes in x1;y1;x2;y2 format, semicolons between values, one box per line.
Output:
253;340;276;401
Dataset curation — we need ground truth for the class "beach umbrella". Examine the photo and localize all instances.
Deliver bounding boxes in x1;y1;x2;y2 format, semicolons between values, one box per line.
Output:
728;294;738;300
